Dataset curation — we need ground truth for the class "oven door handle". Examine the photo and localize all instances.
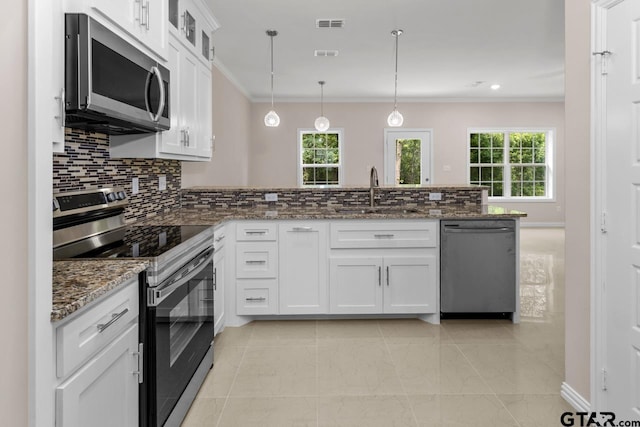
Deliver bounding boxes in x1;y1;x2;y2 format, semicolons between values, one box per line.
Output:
148;247;214;307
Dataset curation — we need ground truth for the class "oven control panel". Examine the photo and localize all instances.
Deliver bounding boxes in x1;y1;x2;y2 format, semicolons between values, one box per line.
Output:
53;187;128;217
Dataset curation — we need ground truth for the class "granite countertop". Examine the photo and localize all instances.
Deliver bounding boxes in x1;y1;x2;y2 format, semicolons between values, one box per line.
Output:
52;260;149;322
135;205;526;226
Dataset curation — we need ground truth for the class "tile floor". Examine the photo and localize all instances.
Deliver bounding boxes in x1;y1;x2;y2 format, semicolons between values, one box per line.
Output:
182;228;571;426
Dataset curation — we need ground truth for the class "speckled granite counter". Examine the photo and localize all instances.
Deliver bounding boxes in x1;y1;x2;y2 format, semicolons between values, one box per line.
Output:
52;260;149;322
135;205;526;226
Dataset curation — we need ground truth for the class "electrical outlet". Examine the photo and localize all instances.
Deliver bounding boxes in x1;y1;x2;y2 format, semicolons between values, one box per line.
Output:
265;193;278;202
132;177;139;195
429;192;442;201
158;175;166;191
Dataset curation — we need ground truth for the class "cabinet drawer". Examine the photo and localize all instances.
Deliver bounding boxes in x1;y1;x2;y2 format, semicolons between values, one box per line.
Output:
236;242;278;278
330;221;438;248
236;222;277;241
237;279;278;315
56;278;139;378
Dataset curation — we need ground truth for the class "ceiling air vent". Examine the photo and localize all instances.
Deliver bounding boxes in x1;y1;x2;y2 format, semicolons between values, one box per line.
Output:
314;50;339;57
316;19;345;29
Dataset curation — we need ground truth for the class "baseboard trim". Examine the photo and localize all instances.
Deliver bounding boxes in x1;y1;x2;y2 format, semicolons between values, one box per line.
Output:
561;382;591;412
521;222;566;228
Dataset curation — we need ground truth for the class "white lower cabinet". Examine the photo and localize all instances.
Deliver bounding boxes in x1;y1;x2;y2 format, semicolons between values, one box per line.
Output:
329;255;437;314
55;324;140;427
278;222;328;314
54;277;141;427
213;230;225;335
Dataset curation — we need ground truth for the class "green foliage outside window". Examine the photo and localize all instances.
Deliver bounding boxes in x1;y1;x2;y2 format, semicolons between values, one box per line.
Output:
301;132;340;186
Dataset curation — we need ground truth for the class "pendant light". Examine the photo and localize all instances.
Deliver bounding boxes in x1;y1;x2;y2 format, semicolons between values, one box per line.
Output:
264;30;280;127
314;81;330;132
387;29;404;127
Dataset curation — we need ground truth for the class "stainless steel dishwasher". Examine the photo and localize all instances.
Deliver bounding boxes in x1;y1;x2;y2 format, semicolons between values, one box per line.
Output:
440;219;516;314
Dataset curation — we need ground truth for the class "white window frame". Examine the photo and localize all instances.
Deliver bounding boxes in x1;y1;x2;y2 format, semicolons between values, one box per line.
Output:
467;128;555;201
297;128;344;187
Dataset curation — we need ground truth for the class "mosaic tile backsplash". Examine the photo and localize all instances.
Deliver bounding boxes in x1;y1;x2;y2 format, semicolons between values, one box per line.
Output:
181;187;484;210
53;129;181;222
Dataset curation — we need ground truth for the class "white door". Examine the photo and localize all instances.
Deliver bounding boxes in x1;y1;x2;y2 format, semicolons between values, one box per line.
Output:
599;0;640;418
383;256;437;314
278;223;328;314
384;129;433;186
329;257;383;314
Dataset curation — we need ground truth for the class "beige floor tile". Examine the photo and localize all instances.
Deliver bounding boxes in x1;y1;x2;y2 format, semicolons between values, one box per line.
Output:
318;395;416;427
215;323;254;348
458;343;564;394
217;397;317;427
409;394;519;427
181;397;225;427
230;345;317;397
388;343;491;395
498;394;574;427
249;320;317;346
379;318;449;344
197;346;245;398
318;339;403;395
441;320;519;344
317;319;382;340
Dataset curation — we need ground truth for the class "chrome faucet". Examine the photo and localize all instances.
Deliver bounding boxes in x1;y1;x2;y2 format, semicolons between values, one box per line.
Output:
369;166;379;207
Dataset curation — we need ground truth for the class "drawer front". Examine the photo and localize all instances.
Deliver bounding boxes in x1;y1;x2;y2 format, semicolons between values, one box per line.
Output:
237;279;278;315
236;242;278;278
330;221;438;249
56;277;139;378
236;222;277;241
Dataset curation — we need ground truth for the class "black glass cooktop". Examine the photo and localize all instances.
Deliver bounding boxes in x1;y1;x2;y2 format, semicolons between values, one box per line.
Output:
80;225;211;259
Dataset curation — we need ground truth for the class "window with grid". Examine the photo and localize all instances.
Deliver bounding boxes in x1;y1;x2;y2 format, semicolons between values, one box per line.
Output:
469;130;552;199
299;130;343;187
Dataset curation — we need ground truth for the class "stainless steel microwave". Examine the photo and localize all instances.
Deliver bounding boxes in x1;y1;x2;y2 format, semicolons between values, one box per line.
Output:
64;13;170;135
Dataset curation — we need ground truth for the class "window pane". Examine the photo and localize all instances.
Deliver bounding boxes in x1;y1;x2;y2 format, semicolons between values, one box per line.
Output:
492;133;505;148
493;167;503;181
480;149;491;163
315;167;327;183
534;148;546;163
522;166;535;181
492;149;503;163
481;167;492;181
470;167;479;182
521;149;533;163
511;182;522;197
480;134;492;148
521;133;534;148
511;166;522;181
522;182;534;196
492;182;503;197
302;148;314;165
470;149;479;164
510;148;522;163
327;148;339;164
510;133;522;149
314;134;326;148
535;166;546;181
470;134;479;148
327;167;339;184
326;133;339;148
302;167;314;185
314;149;327;164
302;134;314;149
535;182;546;196
396;139;421;185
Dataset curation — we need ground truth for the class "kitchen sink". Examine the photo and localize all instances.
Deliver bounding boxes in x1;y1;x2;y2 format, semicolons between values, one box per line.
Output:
333;207;421;215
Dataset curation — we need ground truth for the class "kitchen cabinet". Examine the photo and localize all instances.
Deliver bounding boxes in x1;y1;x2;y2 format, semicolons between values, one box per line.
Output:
64;0;168;60
213;225;226;335
54;277;141;427
329;221;439;315
278;222;328;315
167;0;218;64
234;222;279;315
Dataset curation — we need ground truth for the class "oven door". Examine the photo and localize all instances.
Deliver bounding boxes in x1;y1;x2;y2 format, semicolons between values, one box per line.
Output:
147;247;214;427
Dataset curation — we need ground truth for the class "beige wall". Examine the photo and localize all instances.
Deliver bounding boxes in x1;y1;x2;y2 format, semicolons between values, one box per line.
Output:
564;0;591;401
0;0;29;425
182;66;252;187
249;101;565;224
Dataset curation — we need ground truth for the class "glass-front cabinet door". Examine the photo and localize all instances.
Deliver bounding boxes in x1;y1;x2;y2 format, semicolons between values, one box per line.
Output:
201;31;210;61
168;0;179;29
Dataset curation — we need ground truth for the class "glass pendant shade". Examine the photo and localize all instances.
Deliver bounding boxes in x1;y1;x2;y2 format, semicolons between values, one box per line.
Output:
314;116;330;132
264;110;280;127
387;108;404;127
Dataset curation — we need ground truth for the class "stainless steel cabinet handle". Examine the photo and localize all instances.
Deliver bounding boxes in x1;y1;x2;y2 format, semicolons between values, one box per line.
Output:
215;234;225;243
54;87;65;127
292;227;313;232
245;260;266;265
378;266;382;287
246;297;266;302
143;1;150;30
132;343;143;384
386;266;390;286
97;308;129;332
374;234;395;239
200;298;214;302
246;230;267;235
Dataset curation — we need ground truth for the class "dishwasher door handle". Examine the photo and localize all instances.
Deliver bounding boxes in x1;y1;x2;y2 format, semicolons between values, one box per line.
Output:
443;227;513;233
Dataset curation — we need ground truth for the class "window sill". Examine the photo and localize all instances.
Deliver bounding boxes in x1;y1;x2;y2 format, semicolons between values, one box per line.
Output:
489;197;556;203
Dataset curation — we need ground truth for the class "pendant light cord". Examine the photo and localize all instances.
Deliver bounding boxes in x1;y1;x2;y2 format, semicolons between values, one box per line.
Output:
270;33;275;109
320;82;324;116
393;30;400;110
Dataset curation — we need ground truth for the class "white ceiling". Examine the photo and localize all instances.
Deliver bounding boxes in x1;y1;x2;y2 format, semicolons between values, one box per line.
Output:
206;0;565;102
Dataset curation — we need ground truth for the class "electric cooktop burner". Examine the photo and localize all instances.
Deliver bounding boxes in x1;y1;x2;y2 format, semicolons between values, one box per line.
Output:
79;225;212;259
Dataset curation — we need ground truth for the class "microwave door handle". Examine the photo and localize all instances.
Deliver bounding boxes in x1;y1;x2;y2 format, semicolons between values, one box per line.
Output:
144;66;165;123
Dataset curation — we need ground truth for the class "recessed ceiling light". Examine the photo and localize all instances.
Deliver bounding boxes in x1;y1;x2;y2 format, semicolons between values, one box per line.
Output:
490;84;501;90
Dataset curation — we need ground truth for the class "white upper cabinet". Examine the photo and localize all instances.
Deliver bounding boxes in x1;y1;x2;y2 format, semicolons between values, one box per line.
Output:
168;0;219;66
64;0;168;60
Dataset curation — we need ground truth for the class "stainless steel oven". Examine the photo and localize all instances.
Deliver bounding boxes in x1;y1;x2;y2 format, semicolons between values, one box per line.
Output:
146;247;214;427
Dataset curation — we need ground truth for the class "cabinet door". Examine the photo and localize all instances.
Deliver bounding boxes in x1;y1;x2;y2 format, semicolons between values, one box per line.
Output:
90;0;134;34
180;49;200;157
383;256;437;314
160;35;184;155
329;257;383;314
213;248;225;335
56;324;139;427
195;61;213;158
278;223;328;314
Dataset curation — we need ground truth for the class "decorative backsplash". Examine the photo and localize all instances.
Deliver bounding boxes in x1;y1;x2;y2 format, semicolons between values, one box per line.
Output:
181;187;485;209
53;129;181;222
